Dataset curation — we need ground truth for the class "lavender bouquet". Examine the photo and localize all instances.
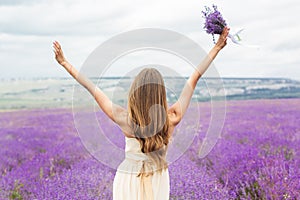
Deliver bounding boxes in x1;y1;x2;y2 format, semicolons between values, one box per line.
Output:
202;5;244;45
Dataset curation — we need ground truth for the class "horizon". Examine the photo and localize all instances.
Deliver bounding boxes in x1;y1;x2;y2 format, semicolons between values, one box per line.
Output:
1;76;300;82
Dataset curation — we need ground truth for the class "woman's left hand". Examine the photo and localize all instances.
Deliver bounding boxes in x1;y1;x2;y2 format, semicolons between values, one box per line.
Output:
215;27;230;50
53;41;67;66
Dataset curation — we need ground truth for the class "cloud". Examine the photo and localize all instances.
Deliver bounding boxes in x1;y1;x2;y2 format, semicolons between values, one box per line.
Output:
0;0;134;36
0;0;299;80
0;0;45;6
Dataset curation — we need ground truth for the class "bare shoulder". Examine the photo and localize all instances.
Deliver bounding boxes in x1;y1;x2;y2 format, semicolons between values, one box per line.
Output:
114;110;135;137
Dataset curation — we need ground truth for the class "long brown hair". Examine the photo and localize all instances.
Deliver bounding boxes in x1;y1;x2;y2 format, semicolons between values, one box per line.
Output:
127;68;170;176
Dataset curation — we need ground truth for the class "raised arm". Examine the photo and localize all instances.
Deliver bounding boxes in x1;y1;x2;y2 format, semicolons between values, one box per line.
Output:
168;27;230;126
52;41;128;127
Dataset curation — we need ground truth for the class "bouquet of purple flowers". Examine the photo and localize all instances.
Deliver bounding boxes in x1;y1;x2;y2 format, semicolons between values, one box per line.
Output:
202;5;228;43
202;5;246;46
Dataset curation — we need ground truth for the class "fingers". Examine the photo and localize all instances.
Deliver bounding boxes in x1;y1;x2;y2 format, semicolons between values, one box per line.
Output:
52;40;62;55
53;49;58;56
52;40;67;65
215;27;230;49
53;45;59;52
222;27;230;38
218;27;229;45
53;40;61;49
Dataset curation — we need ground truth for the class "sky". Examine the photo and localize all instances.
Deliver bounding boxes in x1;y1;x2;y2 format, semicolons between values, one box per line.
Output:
0;0;299;80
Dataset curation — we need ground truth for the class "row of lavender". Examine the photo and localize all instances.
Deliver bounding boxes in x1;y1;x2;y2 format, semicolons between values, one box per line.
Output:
0;98;299;199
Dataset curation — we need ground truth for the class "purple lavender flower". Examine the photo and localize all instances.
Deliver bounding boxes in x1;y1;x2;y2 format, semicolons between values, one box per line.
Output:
1;98;300;199
202;5;227;43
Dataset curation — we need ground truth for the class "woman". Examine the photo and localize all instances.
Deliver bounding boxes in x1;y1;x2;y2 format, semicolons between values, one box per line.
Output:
53;27;229;200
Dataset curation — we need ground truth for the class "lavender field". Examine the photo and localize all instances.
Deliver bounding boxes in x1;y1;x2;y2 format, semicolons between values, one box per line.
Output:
0;98;299;199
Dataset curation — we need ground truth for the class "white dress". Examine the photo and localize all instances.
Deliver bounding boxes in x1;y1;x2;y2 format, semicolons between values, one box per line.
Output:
113;137;170;200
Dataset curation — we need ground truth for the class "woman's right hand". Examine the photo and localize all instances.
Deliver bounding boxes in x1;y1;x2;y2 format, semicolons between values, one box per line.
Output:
215;27;230;50
53;41;67;66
